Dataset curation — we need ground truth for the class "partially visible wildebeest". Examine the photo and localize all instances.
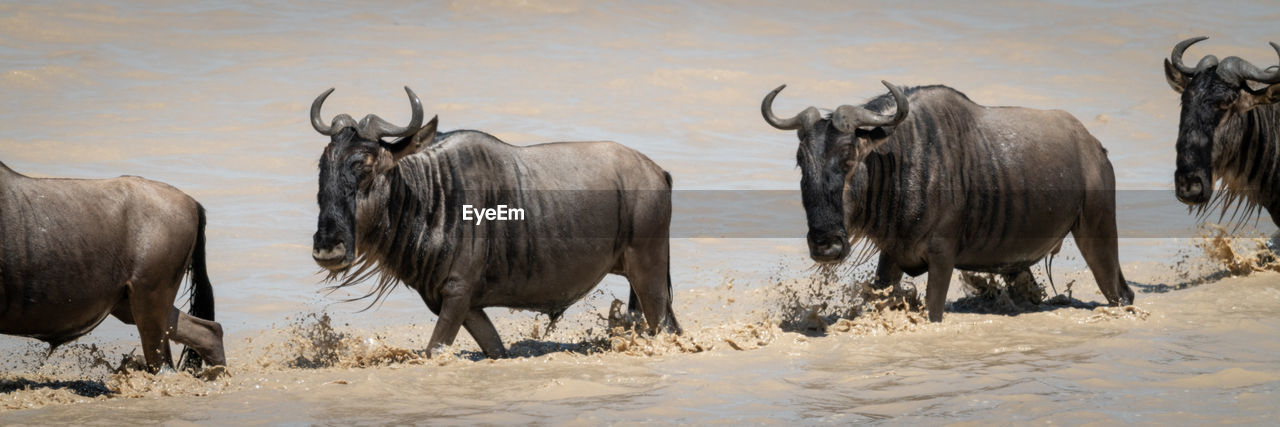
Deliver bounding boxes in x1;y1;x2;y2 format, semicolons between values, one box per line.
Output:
1163;37;1280;233
309;87;680;358
0;162;225;372
762;81;1133;321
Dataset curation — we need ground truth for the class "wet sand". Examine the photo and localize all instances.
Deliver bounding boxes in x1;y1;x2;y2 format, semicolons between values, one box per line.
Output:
3;0;1280;423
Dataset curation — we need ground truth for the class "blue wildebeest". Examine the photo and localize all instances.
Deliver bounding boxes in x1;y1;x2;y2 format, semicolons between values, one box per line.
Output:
763;81;1133;321
0;163;225;372
1164;37;1280;235
308;87;680;358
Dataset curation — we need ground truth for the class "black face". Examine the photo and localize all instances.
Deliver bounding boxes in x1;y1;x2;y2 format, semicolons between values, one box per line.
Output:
1174;70;1238;205
796;118;859;263
313;128;382;271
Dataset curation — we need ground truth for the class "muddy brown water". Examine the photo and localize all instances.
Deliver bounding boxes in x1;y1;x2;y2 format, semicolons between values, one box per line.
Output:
3;0;1280;423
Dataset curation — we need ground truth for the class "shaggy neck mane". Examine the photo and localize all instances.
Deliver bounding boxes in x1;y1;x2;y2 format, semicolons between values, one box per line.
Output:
843;85;981;255
1202;102;1280;227
326;133;494;309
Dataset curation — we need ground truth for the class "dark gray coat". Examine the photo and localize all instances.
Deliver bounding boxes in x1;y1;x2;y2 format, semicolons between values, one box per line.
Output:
0;161;224;372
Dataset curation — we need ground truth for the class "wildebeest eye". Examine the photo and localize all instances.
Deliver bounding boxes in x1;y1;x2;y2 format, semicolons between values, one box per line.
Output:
347;154;372;172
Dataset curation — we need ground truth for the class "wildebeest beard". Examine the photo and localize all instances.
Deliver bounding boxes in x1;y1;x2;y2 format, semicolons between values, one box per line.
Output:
320;141;535;312
1183;79;1280;229
322;157;429;311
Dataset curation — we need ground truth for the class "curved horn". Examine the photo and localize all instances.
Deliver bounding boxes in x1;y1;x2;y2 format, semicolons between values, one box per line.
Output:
762;85;807;130
831;81;909;134
311;88;339;136
1171;36;1219;75
1216;41;1280;85
355;86;425;141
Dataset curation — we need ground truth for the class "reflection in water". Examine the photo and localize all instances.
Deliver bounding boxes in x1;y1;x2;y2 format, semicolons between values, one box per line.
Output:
2;0;1280;423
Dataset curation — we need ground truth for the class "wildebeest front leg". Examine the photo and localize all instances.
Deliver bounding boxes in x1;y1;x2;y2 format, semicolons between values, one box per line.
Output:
925;249;956;322
872;253;903;290
425;283;471;357
131;293;177;372
463;309;507;359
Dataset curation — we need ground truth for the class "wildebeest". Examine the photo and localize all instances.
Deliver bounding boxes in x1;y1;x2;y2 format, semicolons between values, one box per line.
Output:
0;162;225;372
762;81;1134;321
309;87;680;358
1163;37;1280;232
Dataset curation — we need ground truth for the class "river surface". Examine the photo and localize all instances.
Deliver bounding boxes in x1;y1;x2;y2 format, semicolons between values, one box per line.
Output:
2;0;1279;423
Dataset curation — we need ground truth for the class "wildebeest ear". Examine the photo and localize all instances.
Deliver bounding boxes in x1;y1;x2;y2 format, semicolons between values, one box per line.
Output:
1164;59;1191;93
1240;83;1280;110
388;115;438;162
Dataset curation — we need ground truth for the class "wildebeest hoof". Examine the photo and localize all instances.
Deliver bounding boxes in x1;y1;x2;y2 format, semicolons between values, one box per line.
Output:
197;365;230;381
157;365;178;376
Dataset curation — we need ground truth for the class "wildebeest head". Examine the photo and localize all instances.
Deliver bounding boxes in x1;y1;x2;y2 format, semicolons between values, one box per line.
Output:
310;87;437;272
762;81;909;263
1164;37;1280;205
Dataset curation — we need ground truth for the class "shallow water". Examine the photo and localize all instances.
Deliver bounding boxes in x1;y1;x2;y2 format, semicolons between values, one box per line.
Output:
3;0;1280;423
3;269;1279;423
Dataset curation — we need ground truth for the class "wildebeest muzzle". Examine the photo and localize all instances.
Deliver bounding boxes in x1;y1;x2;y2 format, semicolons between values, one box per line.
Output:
1174;169;1211;205
807;230;849;263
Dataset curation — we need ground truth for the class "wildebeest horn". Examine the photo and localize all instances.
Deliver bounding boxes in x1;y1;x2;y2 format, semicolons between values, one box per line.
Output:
311;88;353;136
831;81;909;134
1170;36;1220;75
1215;42;1280;86
355;87;425;141
310;87;425;139
762;85;812;130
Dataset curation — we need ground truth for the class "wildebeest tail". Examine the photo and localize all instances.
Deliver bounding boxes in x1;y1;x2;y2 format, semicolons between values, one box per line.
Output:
665;269;682;334
180;204;215;370
662;170;681;334
188;204;215;322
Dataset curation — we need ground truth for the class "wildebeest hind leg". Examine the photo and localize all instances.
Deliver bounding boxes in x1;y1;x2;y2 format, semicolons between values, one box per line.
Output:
463;309;507;359
625;282;678;334
1071;208;1134;305
626;288;640;317
170;308;226;368
624;242;675;335
1001;267;1043;305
